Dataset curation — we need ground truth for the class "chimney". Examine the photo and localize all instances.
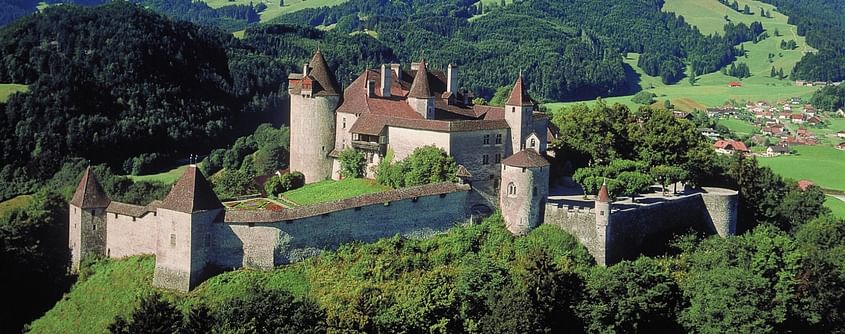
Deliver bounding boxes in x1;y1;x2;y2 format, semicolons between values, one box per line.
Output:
447;64;458;94
302;63;309;77
366;80;376;97
391;64;401;81
381;64;392;98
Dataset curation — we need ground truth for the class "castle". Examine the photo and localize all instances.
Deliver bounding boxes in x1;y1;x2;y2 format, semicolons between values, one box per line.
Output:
69;50;738;291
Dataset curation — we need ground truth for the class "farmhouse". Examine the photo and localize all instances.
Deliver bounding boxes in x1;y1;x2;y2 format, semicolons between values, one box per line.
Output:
713;139;749;155
837;131;845;139
838;142;845;151
766;144;790;157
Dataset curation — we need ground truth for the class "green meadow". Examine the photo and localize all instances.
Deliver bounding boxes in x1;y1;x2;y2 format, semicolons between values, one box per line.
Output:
825;196;845;219
0;194;33;218
0;83;28;103
718;118;759;135
201;0;348;23
758;145;845;191
127;164;188;185
280;178;390;206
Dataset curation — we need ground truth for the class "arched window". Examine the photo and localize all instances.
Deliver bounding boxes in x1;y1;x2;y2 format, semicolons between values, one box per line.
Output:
507;182;517;197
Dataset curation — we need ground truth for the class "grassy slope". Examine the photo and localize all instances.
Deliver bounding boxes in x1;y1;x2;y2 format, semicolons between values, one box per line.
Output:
201;0;347;23
127;165;188;185
281;178;390;206
758;145;845;191
545;0;818;112
718;118;759;135
825;196;845;219
0;83;28;103
0;194;33;218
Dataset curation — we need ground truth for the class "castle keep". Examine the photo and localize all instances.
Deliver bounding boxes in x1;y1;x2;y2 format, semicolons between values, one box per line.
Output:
70;50;739;291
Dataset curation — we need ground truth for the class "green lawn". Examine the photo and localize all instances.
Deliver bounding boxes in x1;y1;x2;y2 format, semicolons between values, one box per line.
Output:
0;83;28;102
825;196;845;219
718;118;758;135
758;145;845;191
0;195;33;218
127;165;188;184
201;0;347;23
280;178;390;206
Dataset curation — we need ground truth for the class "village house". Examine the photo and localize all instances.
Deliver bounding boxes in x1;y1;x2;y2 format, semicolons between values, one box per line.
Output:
790;97;801;104
837;131;845;139
713;139;749;155
807;116;822;126
838;142;845;151
766;144;790;157
791;114;805;124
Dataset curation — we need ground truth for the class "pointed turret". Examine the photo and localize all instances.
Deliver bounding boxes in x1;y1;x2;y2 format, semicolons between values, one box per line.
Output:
306;48;341;96
159;166;223;213
505;74;534;106
70;167;111;209
408;59;433;98
597;181;610;203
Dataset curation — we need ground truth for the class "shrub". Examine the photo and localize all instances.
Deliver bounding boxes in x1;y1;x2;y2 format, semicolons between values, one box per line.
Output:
338;148;366;179
631;91;656;105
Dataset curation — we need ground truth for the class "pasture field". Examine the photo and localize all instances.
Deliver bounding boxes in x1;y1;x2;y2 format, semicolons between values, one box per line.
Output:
127;164;188;184
280;178;390;206
825;196;845;219
718;118;758;135
758;145;845;191
0;195;33;218
202;0;347;23
0;83;28;103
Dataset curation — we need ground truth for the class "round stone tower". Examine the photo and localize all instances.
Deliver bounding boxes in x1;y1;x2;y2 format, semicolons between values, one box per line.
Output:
700;187;739;237
499;150;550;235
289;49;341;184
593;182;612;265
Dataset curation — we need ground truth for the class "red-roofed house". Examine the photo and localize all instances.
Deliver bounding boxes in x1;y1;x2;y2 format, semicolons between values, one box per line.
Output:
728;81;742;87
797;180;815;191
838;142;845;151
713;140;749;155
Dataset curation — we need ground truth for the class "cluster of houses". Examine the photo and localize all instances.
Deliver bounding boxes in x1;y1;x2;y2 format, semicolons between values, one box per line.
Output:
794;80;843;87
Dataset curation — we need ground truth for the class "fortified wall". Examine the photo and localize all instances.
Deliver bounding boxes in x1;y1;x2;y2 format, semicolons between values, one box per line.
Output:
544;187;738;265
69;166;471;291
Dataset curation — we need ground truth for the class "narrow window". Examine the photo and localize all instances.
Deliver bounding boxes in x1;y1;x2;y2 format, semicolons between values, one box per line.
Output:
533;186;538;197
342;117;347;129
495;154;501;163
170;234;176;247
483;134;490;145
530;138;536;148
482;154;489;165
92;224;96;231
507;182;517;196
496;134;502;144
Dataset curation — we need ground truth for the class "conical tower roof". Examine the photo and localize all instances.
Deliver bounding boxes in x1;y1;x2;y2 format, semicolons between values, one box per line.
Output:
597;182;610;203
506;74;534;106
502;149;549;168
408;59;433;98
307;49;341;96
159;166;223;213
70;167;111;209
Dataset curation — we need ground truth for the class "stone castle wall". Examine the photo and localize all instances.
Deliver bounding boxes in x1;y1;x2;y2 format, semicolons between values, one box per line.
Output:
289;94;339;183
105;212;158;258
543;189;738;265
212;189;469;270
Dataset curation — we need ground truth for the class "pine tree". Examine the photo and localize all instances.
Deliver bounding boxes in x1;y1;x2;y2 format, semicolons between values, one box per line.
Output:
771;66;777;77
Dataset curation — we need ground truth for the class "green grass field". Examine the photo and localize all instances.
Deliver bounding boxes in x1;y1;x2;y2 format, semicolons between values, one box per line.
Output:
127;165;188;184
718;118;759;135
201;0;347;23
825;196;845;219
0;195;33;218
758;145;845;191
281;178;390;206
0;83;28;103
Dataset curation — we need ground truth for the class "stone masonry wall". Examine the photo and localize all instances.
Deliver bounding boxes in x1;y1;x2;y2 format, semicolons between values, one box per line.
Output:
543;204;600;257
211;190;469;269
105;212;158;258
289;95;339;183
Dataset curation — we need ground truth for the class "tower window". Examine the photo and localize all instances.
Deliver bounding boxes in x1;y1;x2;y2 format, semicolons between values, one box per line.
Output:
92;224;96;231
530;138;536;148
170;234;176;247
495;154;501;163
496;134;502;144
533;186;538;197
482;154;489;165
483;134;490;145
507;182;517;197
512;107;516;113
342;117;347;129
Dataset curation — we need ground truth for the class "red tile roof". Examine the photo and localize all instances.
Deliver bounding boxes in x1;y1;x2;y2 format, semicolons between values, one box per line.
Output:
505;75;534;106
159;166;223;213
349;113;510;135
502;149;549;168
797;180;815;191
70;167;111;209
597;182;610;202
713;140;749;152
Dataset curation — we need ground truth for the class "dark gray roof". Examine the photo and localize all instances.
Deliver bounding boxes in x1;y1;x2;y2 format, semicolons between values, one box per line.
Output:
159;166;223;213
502;150;549;168
408;59;433;98
308;49;341;96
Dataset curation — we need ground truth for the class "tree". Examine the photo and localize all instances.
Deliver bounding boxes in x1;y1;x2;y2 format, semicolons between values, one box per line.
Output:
489;84;513;106
663;99;673;110
616;171;652;202
650;165;686;195
579;258;684;333
109;293;183;334
771;66;778;77
279;0;284;6
522;249;585;332
216;285;326;334
377;146;457;187
253;144;288;176
338;148;366;179
631;91;656;105
212;169;257;199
